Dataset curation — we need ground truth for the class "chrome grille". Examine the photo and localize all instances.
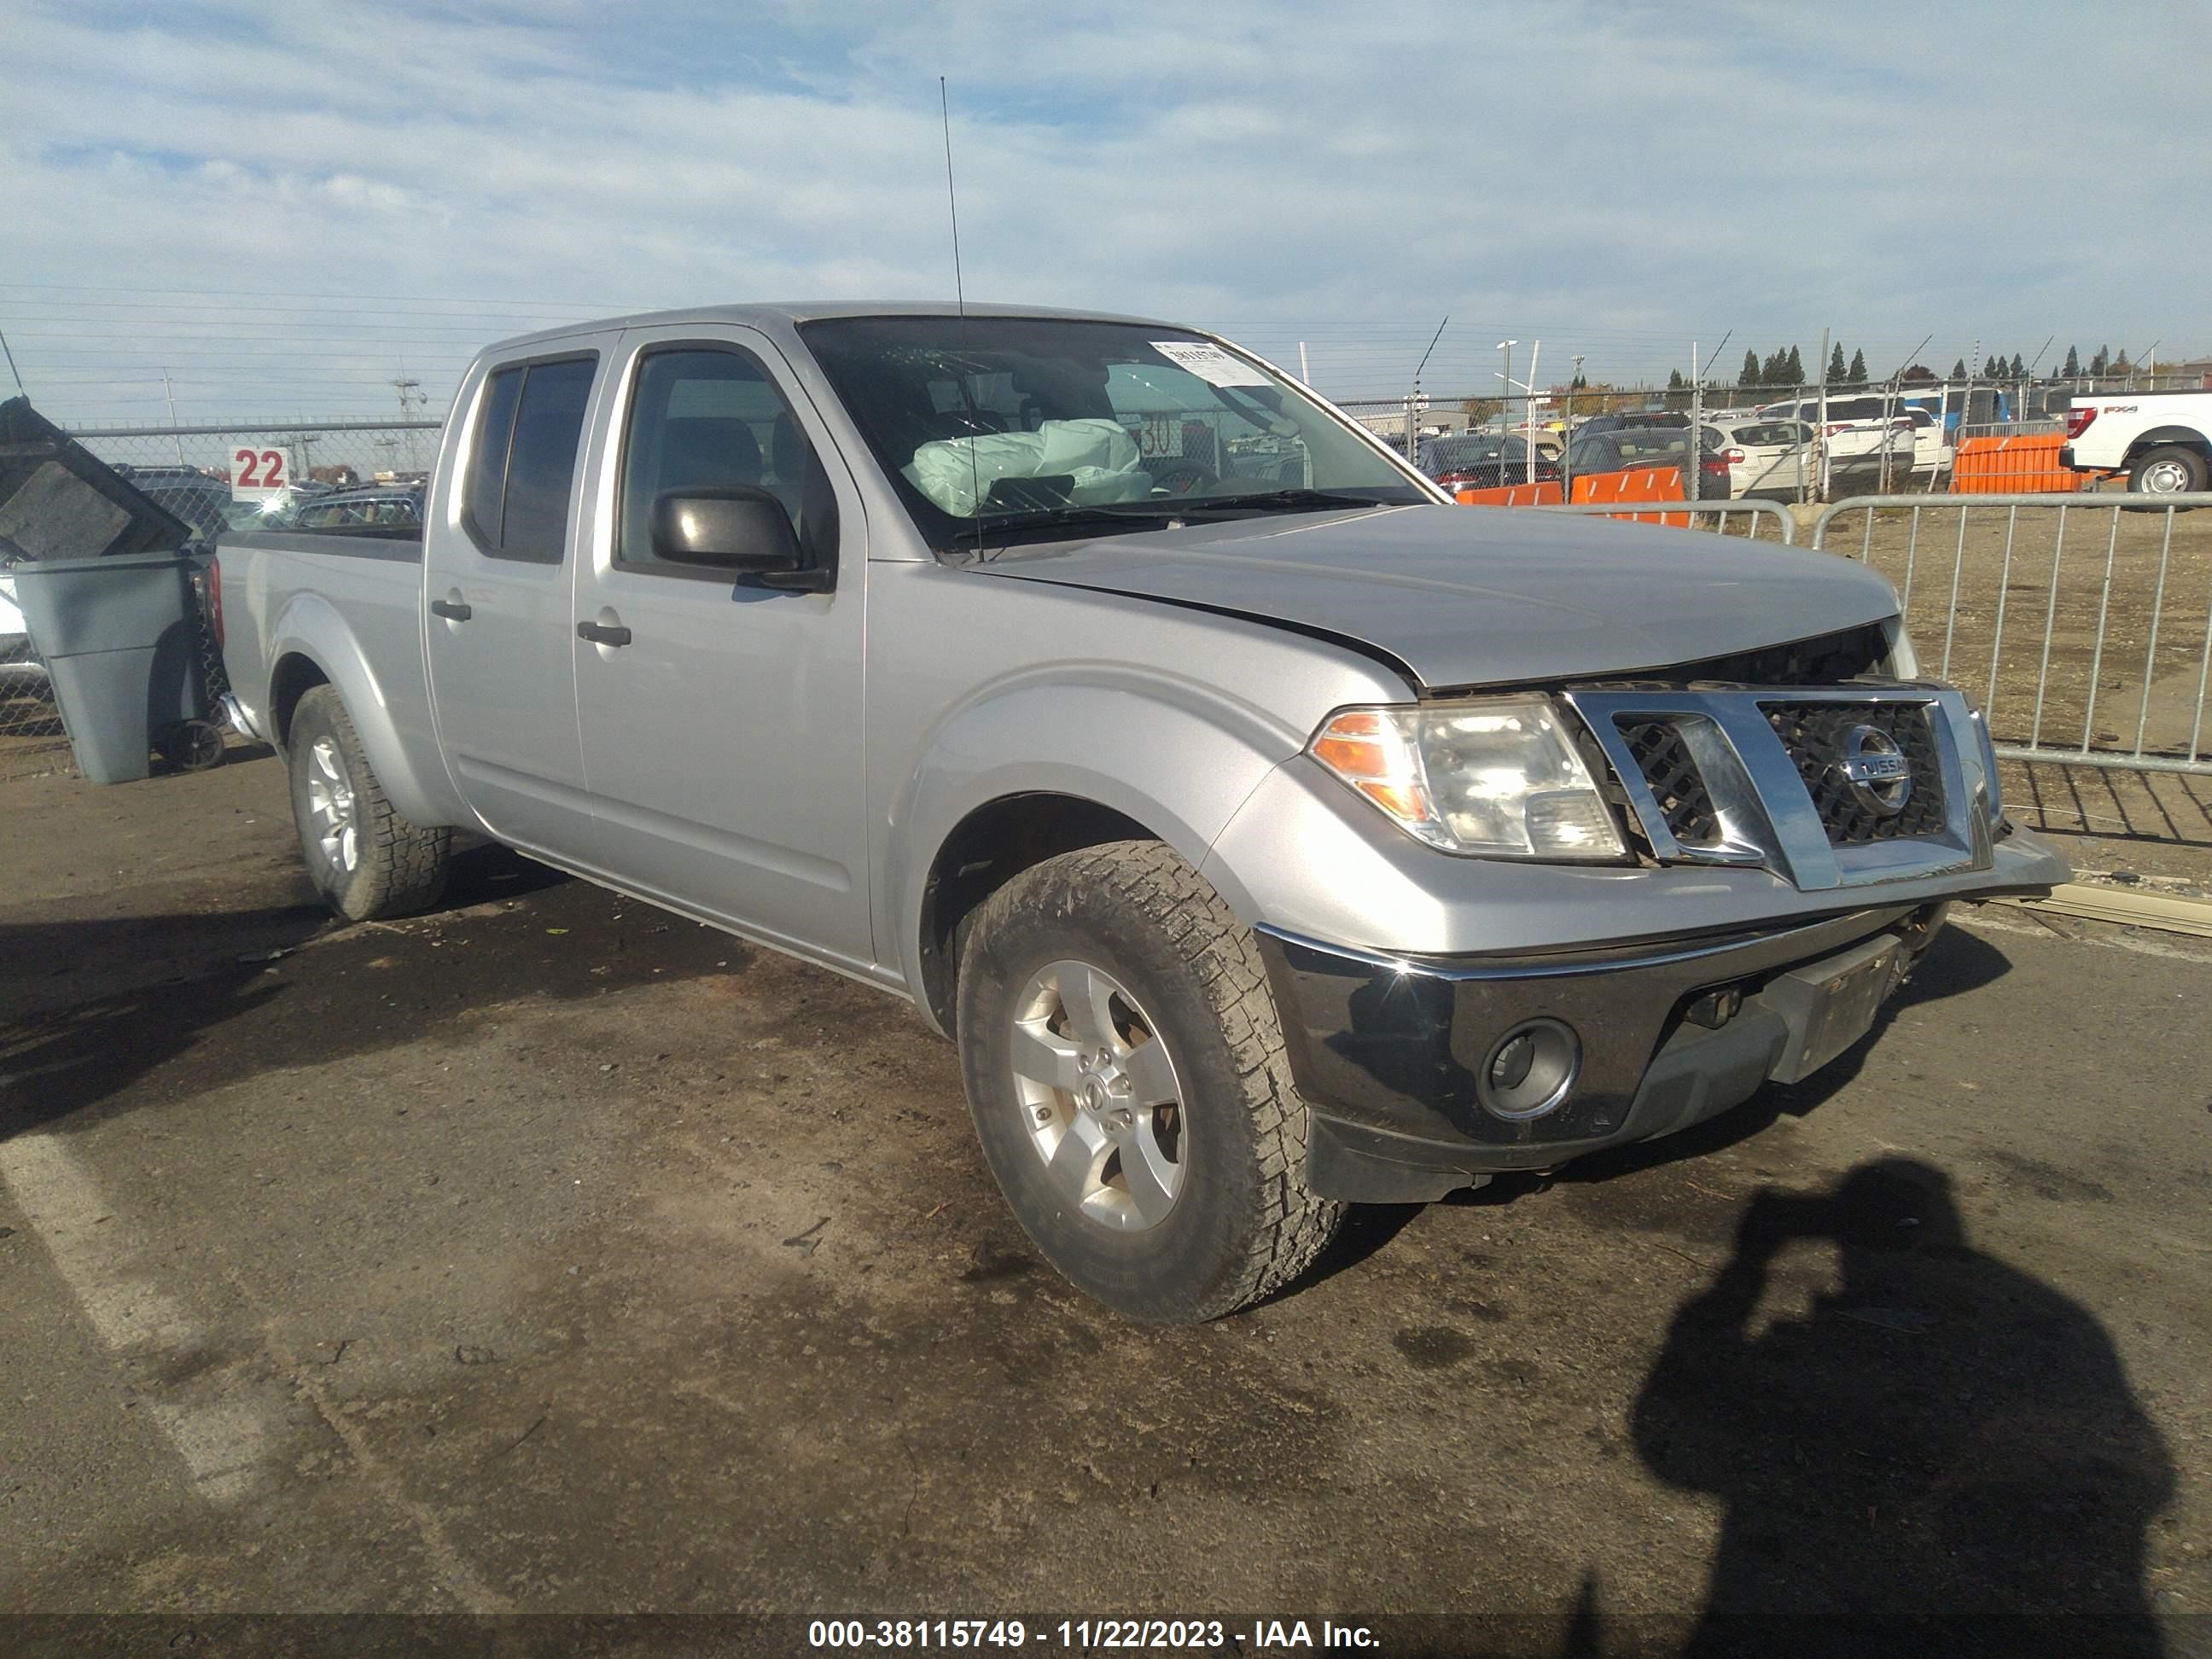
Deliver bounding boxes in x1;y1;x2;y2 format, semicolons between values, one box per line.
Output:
1619;720;1719;846
1569;684;1990;894
1763;701;1947;844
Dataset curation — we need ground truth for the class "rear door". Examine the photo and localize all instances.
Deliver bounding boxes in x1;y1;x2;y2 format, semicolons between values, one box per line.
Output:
423;348;601;859
568;325;873;969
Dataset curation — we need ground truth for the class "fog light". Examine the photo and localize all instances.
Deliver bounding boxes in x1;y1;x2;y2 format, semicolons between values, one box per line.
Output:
1477;1019;1579;1121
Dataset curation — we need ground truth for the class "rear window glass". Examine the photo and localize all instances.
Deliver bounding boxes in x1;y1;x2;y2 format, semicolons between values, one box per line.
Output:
462;356;597;563
500;358;597;563
463;367;524;547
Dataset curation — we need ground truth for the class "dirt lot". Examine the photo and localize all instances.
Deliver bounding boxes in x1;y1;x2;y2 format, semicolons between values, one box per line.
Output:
3;754;2210;1653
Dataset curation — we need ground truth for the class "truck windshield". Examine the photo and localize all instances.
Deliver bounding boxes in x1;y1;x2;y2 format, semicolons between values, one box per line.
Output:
798;316;1429;551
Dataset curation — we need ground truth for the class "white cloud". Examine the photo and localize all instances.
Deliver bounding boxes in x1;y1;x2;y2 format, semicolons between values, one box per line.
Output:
2;0;2204;422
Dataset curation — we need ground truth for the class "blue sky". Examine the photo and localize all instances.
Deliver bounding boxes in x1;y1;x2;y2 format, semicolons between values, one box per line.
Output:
3;0;2206;422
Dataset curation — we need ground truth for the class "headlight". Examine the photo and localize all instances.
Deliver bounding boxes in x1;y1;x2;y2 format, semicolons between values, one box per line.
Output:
1308;693;1627;860
1886;621;1921;678
1969;701;2004;826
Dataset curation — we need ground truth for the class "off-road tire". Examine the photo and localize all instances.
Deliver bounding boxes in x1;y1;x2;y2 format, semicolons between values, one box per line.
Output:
2128;444;2208;498
956;840;1342;1322
287;684;451;922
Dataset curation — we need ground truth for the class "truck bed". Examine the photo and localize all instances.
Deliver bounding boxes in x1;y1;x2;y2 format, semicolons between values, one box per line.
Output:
216;527;434;773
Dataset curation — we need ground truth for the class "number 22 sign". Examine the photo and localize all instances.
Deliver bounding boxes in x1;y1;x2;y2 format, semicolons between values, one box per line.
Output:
231;447;289;499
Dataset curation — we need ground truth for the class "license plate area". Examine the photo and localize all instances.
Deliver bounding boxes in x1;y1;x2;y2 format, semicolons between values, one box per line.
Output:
1761;934;1905;1084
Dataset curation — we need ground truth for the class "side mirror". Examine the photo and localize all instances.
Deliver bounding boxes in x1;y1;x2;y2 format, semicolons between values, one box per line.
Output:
650;486;803;575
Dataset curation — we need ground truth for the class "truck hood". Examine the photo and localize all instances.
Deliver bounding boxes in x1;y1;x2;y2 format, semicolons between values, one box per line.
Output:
967;504;1897;689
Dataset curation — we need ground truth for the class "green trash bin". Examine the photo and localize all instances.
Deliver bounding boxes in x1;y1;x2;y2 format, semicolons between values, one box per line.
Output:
10;551;203;784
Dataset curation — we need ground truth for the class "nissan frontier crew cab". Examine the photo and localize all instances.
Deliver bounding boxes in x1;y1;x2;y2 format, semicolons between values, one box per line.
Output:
215;304;2067;1324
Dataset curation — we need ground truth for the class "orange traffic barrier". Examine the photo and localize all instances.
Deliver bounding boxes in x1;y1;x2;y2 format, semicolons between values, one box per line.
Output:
1569;465;1690;525
1952;433;2081;494
1453;480;1563;507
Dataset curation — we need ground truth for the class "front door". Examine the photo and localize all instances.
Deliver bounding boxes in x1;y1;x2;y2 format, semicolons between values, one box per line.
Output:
423;350;601;859
569;327;872;970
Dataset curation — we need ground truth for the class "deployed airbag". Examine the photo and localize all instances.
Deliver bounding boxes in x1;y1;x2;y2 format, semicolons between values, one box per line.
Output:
905;418;1147;516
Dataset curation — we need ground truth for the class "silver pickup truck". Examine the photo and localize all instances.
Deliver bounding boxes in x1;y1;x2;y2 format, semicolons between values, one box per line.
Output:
216;303;2067;1323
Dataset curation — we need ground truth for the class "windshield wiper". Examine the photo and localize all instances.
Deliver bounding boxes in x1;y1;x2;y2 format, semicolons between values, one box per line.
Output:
952;500;1198;552
1165;488;1404;514
951;489;1405;556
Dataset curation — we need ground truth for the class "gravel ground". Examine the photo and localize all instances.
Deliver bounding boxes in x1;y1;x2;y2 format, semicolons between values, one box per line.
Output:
2;755;2208;1655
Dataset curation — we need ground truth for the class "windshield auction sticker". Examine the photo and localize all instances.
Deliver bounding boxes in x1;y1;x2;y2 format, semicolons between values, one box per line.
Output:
1149;341;1272;388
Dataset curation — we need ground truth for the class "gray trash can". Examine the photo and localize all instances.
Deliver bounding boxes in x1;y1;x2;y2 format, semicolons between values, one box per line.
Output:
9;551;202;784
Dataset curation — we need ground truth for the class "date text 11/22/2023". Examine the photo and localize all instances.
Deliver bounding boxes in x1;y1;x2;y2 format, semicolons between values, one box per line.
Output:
806;1618;1380;1650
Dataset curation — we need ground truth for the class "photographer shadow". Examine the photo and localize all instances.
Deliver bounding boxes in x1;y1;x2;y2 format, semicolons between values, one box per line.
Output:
1631;1157;2175;1655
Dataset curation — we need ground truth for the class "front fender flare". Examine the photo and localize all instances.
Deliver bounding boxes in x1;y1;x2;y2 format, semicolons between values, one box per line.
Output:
884;666;1307;1000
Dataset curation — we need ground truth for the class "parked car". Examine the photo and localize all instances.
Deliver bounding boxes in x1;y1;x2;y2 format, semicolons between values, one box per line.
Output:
215;302;2064;1324
289;485;425;529
0;562;38;690
1575;410;1689;436
1701;417;1818;500
1417;432;1561;492
111;465;217;489
2062;391;2212;495
1757;396;1917;475
1902;407;1954;474
134;478;246;544
1565;425;1734;498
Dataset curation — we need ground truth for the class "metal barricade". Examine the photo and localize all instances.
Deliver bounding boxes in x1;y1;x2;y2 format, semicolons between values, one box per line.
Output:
1813;492;2212;776
1529;499;1799;544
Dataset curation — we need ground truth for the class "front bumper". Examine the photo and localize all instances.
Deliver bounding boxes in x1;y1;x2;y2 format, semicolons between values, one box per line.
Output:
1260;903;1959;1203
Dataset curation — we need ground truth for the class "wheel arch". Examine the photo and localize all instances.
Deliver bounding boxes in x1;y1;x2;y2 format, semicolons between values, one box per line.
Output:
913;791;1167;1037
262;594;457;827
267;650;329;748
2124;427;2212;463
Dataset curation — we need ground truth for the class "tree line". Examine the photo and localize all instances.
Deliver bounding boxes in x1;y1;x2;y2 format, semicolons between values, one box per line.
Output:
1702;341;2145;391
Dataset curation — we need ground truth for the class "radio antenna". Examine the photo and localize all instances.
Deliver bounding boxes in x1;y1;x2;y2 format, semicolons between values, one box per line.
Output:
940;77;987;560
940;78;966;317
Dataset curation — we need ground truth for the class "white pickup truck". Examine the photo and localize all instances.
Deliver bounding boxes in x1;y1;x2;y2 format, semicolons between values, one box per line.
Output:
2062;391;2212;495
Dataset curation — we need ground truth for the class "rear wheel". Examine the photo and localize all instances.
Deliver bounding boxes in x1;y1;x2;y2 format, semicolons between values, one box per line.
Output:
955;841;1342;1323
286;684;450;922
2128;445;2208;497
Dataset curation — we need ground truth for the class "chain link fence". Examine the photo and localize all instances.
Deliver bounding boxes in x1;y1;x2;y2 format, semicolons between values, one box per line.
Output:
57;420;441;543
2;419;434;783
1327;372;2194;504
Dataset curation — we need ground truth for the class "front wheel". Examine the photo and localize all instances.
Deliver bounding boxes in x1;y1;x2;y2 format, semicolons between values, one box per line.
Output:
955;841;1342;1323
286;684;451;922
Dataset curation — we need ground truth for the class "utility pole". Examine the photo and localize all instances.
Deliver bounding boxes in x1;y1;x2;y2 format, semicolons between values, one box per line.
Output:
393;376;428;473
0;326;26;394
161;370;186;466
1687;341;1702;504
2133;341;2159;390
1298;341;1310;385
1564;354;1584;492
1522;341;1540;482
1812;327;1831;504
1408;316;1447;462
